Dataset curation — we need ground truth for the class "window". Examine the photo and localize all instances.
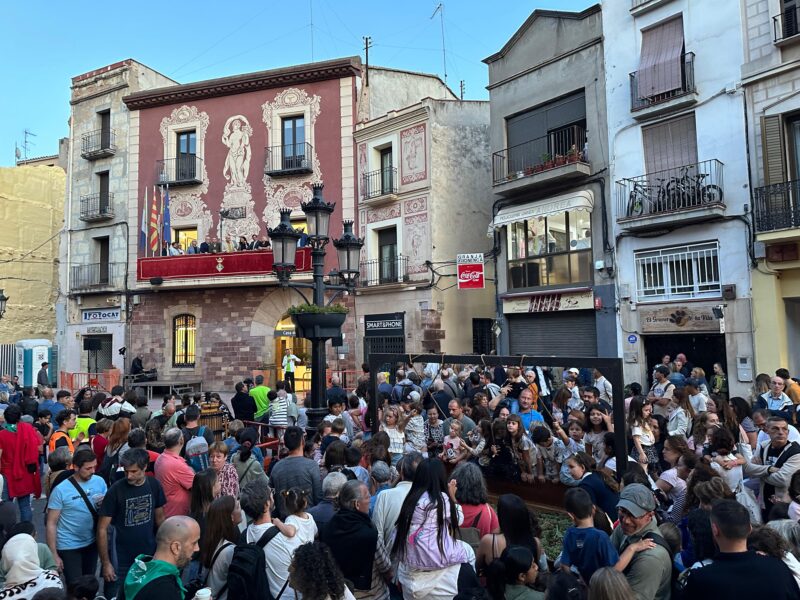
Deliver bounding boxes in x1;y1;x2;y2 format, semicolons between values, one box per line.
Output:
506;210;592;289
637;17;685;98
175;228;197;253
378;227;398;284
97;171;110;214
472;319;496;354
173;314;196;367
642;114;697;175
380;147;393;194
95;236;109;285
282;116;306;170
176;131;197;180
99;111;111;148
784;0;799;40
635;242;721;302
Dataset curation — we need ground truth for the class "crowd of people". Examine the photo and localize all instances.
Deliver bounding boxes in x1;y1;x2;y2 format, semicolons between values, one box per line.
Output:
0;354;799;599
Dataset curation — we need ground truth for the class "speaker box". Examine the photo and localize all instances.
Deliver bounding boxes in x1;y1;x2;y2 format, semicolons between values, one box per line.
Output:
83;339;102;351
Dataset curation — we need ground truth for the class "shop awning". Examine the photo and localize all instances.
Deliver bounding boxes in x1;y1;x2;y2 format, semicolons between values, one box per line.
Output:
490;190;594;230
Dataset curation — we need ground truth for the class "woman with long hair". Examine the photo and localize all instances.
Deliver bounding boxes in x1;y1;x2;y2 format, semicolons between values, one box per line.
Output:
656;436;691;502
380;405;405;466
551;386;572;426
688;412;720;456
106;418;131;456
230;427;268;488
583;405;613;465
666;388;694;439
627;396;658;475
476;493;545;575
390;458;468;599
507;414;535;483
587;567;635;600
202;496;243;600
485;545;543;600
288;541;355;600
730;396;758;450
189;468;220;534
753;372;771;399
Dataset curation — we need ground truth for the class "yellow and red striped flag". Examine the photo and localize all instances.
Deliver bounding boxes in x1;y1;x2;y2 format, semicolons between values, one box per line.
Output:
149;185;160;254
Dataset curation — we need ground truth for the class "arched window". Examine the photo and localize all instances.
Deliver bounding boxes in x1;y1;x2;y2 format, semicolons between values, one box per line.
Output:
173;314;196;367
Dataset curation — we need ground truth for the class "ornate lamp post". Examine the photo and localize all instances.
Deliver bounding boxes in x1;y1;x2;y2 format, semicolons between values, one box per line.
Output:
0;290;8;320
268;184;363;425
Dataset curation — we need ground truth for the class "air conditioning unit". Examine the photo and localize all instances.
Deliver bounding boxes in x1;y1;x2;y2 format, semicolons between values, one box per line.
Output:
722;284;736;301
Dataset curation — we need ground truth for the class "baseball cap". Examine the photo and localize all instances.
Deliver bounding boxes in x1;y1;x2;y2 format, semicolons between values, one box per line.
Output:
617;483;656;518
41;362;49;367
408;390;421;402
567;368;579;375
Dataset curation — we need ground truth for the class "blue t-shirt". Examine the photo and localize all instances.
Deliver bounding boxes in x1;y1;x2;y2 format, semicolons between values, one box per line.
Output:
509;401;545;433
40;399;64;426
561;526;619;583
48;475;108;550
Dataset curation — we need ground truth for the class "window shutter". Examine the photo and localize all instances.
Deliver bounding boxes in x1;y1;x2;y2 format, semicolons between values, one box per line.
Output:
761;115;787;185
642;114;698;175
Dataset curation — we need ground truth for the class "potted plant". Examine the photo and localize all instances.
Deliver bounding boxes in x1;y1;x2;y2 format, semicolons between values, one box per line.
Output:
533;163;544;173
288;303;348;340
524;165;535;176
566;145;580;163
540;152;553;170
506;172;517;181
554;154;566;167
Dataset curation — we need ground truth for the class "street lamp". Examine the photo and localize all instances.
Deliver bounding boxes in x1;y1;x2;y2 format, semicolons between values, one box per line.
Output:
268;183;364;426
0;290;8;320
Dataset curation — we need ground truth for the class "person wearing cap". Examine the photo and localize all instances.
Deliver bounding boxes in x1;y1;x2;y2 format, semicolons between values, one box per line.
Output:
681;499;798;599
610;483;672;600
368;461;392;517
36;362;50;396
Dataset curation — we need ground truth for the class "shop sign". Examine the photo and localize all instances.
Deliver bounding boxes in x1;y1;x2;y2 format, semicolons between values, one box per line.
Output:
456;253;485;289
365;313;405;337
639;305;720;333
82;308;121;323
503;290;594;314
86;326;108;334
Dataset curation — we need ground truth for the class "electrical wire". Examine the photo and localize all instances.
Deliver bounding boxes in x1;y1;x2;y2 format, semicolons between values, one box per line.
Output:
0;229;63;264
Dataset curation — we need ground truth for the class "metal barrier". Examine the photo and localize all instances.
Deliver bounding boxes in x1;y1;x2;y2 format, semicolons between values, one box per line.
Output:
60;370;121;394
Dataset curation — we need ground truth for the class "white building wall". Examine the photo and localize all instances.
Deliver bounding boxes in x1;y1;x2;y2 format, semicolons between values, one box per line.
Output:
603;0;754;395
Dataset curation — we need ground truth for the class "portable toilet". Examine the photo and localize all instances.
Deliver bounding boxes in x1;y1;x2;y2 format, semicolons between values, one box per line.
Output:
15;339;54;388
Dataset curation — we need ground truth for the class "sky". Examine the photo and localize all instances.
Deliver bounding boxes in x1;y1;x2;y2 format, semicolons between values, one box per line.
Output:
0;0;595;166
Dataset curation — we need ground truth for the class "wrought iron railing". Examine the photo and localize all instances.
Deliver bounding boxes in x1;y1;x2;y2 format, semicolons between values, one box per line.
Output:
157;156;203;185
491;125;587;185
80;129;116;159
630;52;696;112
753;179;800;233
359;255;409;286
362;167;398;199
634;242;721;302
615;159;724;221
264;142;314;176
774;6;800;42
79;193;115;221
70;263;125;292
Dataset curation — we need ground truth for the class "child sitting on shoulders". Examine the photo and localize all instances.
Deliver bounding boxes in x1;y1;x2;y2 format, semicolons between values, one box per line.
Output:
440;420;469;465
559;487;655;584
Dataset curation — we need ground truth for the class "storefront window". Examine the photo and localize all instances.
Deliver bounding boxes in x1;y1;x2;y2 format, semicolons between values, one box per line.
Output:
506;210;592;289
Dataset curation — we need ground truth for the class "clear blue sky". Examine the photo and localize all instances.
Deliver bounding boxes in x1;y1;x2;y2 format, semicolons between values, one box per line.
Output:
0;0;594;166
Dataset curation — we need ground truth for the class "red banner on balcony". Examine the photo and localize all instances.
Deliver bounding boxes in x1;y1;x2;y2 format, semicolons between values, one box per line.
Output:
137;248;311;281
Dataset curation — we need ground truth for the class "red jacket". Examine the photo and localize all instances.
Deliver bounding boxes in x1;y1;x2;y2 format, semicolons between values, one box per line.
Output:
0;423;42;498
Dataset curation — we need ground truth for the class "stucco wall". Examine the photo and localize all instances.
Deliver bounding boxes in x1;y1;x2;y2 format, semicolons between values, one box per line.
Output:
0;166;65;343
361;68;457;121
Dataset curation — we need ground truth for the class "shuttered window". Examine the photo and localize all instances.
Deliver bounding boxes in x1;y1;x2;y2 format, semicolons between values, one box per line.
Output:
642;114;697;175
637;16;685;98
508;311;597;356
762;115;787;185
173;314;196;368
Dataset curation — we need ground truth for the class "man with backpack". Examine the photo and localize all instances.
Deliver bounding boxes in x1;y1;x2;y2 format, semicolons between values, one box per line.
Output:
180;405;214;472
46;448;107;585
238;479;290;600
98;448;166;599
610;483;672;600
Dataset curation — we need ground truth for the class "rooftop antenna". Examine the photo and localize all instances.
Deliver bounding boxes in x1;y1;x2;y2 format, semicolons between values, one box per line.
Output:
21;130;36;161
431;3;447;86
363;36;373;86
459;80;465;100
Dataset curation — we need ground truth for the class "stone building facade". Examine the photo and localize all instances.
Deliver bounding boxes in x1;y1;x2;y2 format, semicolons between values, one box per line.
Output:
743;0;800;377
58;60;176;377
353;94;495;364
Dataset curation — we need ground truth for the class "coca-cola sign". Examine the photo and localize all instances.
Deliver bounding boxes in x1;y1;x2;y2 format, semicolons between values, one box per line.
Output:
456;253;485;290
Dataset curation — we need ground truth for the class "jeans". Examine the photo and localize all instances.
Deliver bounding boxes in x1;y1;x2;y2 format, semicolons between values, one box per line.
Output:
1;485;31;522
284;371;296;394
60;543;98;585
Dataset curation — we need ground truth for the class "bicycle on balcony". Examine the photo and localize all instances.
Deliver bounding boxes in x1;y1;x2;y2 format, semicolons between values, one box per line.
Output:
664;165;723;208
627;177;669;217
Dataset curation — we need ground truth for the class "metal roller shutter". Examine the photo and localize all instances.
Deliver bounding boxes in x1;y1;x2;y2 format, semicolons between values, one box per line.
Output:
508;310;597;356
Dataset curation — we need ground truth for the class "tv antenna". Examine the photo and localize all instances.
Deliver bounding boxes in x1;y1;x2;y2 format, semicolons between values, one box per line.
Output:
17;130;36;162
431;3;447;86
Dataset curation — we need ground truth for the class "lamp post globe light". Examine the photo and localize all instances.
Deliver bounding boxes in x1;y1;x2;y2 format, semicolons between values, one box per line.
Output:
0;290;7;320
268;183;363;427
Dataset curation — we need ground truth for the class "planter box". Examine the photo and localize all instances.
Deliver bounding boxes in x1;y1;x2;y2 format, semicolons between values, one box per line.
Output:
291;312;347;340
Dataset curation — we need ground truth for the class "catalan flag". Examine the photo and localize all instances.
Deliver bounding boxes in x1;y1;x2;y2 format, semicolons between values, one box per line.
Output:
149;185;160;254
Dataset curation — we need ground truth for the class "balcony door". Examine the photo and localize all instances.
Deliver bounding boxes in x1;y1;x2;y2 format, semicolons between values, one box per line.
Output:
785;0;799;40
98;171;109;215
282;116;305;170
99;111;111;149
176;131;196;180
380;147;393;194
96;236;110;285
378;228;398;284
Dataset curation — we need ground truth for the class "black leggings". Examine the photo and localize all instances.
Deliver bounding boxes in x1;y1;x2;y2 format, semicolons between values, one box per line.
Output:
60;543;98;584
284;371;296;393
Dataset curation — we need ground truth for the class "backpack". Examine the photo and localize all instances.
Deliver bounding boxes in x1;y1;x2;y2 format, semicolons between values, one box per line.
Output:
624;532;677;596
457;509;484;552
185;426;210;473
225;526;287;600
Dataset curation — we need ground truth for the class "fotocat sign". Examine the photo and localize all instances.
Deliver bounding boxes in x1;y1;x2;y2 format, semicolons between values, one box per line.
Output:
456;253;485;290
